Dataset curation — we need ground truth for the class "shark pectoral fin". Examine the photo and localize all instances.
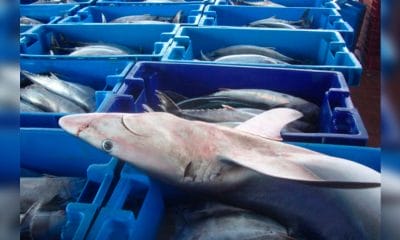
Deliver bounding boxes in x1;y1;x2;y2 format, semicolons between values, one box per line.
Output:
218;145;381;187
235;108;303;141
217;153;321;182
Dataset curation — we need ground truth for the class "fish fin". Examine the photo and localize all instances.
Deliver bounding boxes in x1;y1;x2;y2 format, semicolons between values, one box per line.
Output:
301;9;312;28
101;13;107;23
20;201;41;236
155;90;181;113
172;10;182;23
235;108;303;141
40;194;71;211
200;50;212;61
142;104;154;112
217;142;380;187
163;90;188;103
221;104;236;111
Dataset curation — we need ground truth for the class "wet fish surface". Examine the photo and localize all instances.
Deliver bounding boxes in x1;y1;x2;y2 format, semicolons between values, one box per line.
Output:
110;11;182;24
229;0;285;7
20;17;43;25
201;45;296;63
157;89;320;125
60;112;380;240
20;177;86;214
247;10;312;29
20;84;86;113
22;71;96;112
20;100;44;112
49;34;136;56
158;201;291;240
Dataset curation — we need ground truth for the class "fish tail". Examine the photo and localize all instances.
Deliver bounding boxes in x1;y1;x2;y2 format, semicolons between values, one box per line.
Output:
301;9;312;28
20;201;41;238
101;13;107;23
200;50;212;61
155;90;181;113
142;104;155;112
172;10;183;23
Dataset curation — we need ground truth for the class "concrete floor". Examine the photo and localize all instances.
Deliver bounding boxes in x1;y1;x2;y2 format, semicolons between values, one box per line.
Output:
350;70;380;147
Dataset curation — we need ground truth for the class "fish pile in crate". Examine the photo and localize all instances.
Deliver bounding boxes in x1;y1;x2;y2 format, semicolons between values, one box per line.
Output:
18;0;380;239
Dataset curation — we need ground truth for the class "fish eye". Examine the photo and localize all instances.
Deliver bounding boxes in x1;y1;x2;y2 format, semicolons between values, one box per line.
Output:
101;139;113;152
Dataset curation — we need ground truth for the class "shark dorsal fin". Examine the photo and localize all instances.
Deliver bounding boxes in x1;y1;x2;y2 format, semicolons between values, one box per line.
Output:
235;108;303;141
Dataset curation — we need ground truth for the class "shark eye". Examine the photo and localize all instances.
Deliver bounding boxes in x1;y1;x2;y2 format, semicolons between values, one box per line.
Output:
101;139;113;152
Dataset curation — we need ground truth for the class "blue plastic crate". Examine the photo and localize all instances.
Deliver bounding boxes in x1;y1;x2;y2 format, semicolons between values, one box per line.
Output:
215;0;339;8
20;24;178;59
20;4;80;33
163;27;362;85
20;59;134;126
96;0;213;5
59;4;204;26
65;144;379;239
85;165;164;240
61;159;123;240
106;61;368;145
20;128;111;176
338;0;366;50
200;6;355;48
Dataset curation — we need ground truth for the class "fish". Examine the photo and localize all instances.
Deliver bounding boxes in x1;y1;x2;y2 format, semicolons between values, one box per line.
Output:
20;177;86;214
158;201;291;240
200;45;295;63
247;10;312;29
20;16;43;25
68;44;131;56
21;71;96;112
209;89;320;122
60;112;380;240
20;100;44;113
20;84;86;113
20;197;67;240
156;91;258;122
33;0;75;3
230;0;285;7
214;54;289;64
110;11;183;24
248;18;298;29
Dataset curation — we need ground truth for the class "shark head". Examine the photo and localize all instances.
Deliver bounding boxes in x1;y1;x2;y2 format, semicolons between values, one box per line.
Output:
59;112;191;183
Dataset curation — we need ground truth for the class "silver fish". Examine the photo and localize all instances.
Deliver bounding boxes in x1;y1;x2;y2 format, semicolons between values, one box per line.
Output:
111;11;182;24
20;84;86;113
60;112;380;240
20;16;43;25
33;0;75;3
21;71;96;112
210;89;320;122
248;10;312;29
248;18;298;29
20;100;44;112
20;177;86;214
231;0;285;7
201;45;295;63
68;44;131;56
156;91;257;122
20;200;67;240
214;54;289;64
160;202;291;240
